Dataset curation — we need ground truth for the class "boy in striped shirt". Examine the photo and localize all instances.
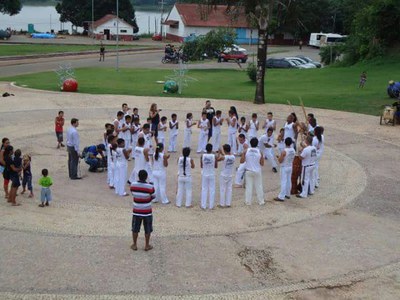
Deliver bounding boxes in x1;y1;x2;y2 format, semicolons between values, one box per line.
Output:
130;170;155;251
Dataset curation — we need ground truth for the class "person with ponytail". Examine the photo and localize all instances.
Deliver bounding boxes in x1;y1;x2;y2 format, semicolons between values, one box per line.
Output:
176;147;195;208
312;126;324;189
152;143;170;204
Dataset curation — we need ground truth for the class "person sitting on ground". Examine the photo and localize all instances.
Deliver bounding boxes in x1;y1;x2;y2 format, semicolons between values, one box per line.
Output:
83;144;106;172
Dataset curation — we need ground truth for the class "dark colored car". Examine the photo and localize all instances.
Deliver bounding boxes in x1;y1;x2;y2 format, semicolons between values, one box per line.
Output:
266;58;297;69
219;50;248;63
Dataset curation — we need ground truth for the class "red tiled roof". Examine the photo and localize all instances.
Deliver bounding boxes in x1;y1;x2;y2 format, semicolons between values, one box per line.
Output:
174;4;250;28
92;14;133;29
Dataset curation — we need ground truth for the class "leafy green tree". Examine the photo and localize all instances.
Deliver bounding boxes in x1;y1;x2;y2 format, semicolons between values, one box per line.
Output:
56;0;138;31
0;0;22;16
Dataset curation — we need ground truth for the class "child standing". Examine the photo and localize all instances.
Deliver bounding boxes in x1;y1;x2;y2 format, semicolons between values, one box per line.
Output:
217;144;235;207
226;110;238;155
114;138;132;196
123;115;132;151
106;135;117;189
263;112;276;134
359;71;367;88
131;117;140;157
38;168;52;207
183;113;196;149
212;110;223;152
176;147;195;208
274;137;295;201
55;111;65;149
113;111;126;139
21;154;34;197
238;116;248;139
200;143;217;210
259;128;278;173
276;128;285;155
197;112;210;153
158;116;168;147
168;113;179;153
248;113;259;140
152;143;170;204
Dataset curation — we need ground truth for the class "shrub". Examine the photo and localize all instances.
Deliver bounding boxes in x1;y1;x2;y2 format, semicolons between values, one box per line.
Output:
246;63;257;82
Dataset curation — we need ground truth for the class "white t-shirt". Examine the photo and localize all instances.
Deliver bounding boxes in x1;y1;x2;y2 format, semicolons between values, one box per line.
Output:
258;134;274;153
248;120;259;138
134;147;146;170
300;145;317;166
281;147;295;168
152;152;165;171
238;123;247;136
265;119;276;133
201;153;215;176
213;116;221;133
185;119;192;132
178;156;192;177
245;147;261;173
123;123;132;141
312;135;325;156
228;117;237;134
158;123;167;140
169;120;178;136
284;122;295;140
115;147;127;165
199;119;209;134
114;118;125;138
220;155;235;177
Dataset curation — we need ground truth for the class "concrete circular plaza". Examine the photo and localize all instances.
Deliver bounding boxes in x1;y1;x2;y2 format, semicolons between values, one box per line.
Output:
0;82;399;299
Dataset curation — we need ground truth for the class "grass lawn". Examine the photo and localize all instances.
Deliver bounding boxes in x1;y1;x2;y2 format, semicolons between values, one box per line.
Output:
1;54;398;115
0;44;145;57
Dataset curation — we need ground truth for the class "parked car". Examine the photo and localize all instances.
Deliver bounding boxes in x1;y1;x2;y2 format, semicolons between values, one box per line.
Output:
223;44;248;54
296;55;322;68
219;50;248;63
285;57;317;68
266;58;298;69
152;33;162;41
132;34;140;40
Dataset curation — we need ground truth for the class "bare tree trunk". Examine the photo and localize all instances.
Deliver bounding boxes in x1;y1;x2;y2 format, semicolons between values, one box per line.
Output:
254;29;267;104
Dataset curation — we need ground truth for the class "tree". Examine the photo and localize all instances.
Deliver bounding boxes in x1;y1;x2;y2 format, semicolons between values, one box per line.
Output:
56;0;138;31
199;0;293;104
0;0;22;16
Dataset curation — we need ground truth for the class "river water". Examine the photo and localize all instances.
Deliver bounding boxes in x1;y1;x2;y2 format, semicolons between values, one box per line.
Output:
0;6;162;34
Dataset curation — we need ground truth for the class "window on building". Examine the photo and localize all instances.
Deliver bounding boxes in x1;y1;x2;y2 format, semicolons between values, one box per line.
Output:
120;29;127;33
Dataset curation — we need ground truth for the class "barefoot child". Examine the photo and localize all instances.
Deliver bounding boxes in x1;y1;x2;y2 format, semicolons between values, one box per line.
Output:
106;135;117;189
21;154;33;197
263;112;276;134
176;147;195;208
200;143;217;210
274;137;295;202
158;116;168;147
38;168;52;207
276;128;285;155
152;143;170;204
131;117;140;157
217;144;235;207
248;113;259;140
168;113;179;153
55;111;65;149
183;113;196;149
197;112;210;153
226;110;238;155
212;110;223;152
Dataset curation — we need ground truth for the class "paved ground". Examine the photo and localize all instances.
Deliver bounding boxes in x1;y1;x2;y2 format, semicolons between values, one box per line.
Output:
0;79;399;299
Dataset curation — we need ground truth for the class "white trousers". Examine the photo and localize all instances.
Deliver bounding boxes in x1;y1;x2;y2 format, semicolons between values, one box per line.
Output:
220;175;233;207
107;161;115;187
129;162;152;183
131;136;138;158
176;176;192;207
235;163;246;185
237;143;244;155
183;129;192;148
245;170;264;205
201;175;215;209
264;148;278;168
123;137;131;150
228;132;237;155
212;130;221;152
300;165;315;198
158;136;165;147
114;162;127;196
314;153;322;187
153;170;169;204
278;166;292;200
197;131;208;153
168;134;178;152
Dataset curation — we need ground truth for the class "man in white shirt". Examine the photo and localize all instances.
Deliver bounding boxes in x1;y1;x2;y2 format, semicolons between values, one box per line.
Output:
240;138;265;205
297;136;317;198
66;118;81;180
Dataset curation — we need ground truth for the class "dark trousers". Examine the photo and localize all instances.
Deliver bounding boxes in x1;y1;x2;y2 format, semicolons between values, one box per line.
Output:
67;146;79;178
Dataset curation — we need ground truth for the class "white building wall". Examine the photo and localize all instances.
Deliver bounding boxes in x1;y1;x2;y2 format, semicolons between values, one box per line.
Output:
94;19;133;35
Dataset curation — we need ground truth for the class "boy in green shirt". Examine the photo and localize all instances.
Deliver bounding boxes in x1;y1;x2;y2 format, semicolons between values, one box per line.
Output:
38;169;53;207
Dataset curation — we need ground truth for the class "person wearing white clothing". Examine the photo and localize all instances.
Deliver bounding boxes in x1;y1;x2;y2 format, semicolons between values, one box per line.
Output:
274;137;295;201
176;147;195;208
200;144;217;210
130;118;140;158
247;113;259;140
283;114;298;148
128;137;150;183
197;113;210;153
234;134;249;187
217;144;236;207
297;136;317;198
157;116;168;147
312;126;324;188
241;138;265;205
226;110;238;155
183;113;196;149
276;128;285;155
212;110;223;152
258;128;278;173
66;118;80;180
114;138;132;196
106;134;117;188
113;111;126;139
262;112;276;134
152;143;170;204
168;113;179;152
122;115;132;151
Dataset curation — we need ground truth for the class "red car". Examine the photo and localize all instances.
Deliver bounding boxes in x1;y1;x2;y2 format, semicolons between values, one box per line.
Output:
152;33;162;41
219;50;248;63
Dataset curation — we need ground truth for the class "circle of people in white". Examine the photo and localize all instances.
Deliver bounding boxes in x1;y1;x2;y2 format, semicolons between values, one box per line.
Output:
105;104;324;209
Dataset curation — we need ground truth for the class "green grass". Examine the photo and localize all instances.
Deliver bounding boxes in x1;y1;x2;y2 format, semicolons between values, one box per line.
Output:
0;44;144;57
1;54;399;115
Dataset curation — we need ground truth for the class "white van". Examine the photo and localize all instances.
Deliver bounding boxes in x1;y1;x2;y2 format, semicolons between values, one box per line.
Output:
309;33;346;48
